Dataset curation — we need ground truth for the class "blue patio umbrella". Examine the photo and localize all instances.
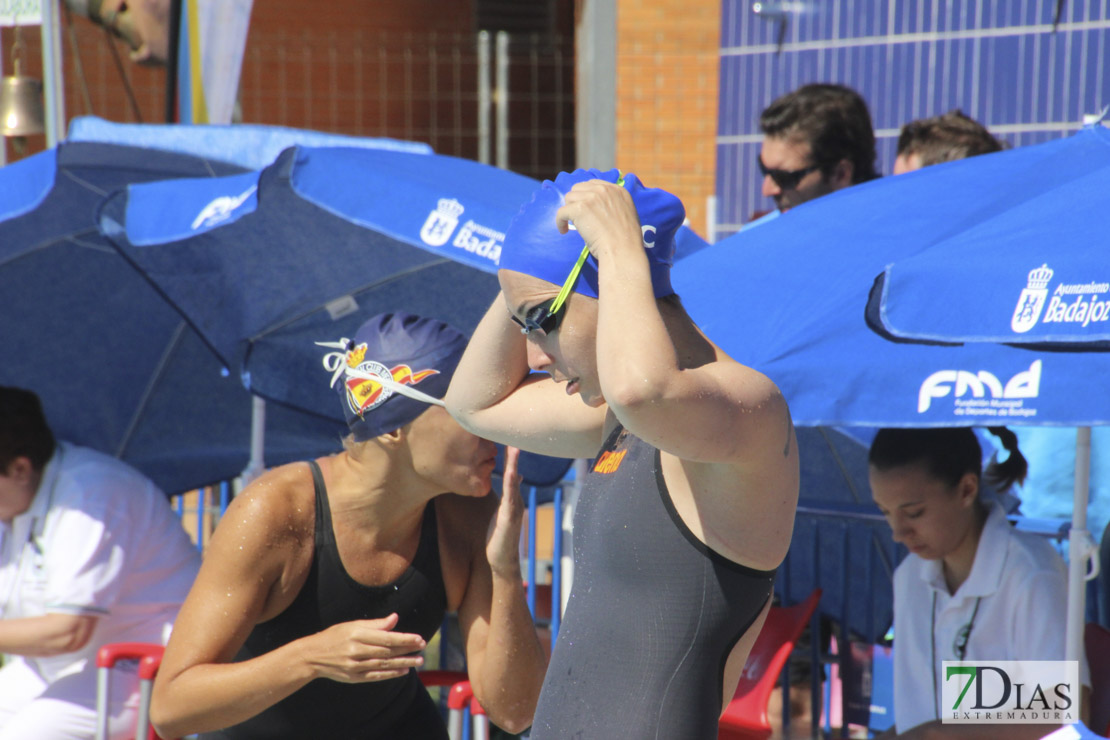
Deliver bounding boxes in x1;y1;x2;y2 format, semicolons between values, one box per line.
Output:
671;124;1109;684
98;144;579;486
0;141;348;495
864;124;1110;350
67;114;433;170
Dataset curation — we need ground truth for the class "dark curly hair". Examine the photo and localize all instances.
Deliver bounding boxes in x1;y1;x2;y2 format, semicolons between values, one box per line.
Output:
760;83;879;184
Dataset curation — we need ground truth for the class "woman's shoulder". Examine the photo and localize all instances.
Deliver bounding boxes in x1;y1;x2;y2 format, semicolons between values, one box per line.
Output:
225;461;317;535
1000;524;1067;580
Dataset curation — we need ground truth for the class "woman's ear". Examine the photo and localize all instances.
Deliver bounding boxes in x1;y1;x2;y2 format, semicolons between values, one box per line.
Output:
375;427;407;451
956;471;980;508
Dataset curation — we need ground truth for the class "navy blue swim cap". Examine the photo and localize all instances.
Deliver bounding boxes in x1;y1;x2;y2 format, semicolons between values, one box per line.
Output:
318;313;466;441
499;169;684;299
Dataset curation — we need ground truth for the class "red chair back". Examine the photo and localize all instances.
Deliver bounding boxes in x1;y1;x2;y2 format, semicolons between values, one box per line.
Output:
1086;622;1110;736
718;589;823;740
95;642;172;740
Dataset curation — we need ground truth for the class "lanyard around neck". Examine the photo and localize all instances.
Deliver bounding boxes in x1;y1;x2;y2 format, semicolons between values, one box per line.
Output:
931;590;983;719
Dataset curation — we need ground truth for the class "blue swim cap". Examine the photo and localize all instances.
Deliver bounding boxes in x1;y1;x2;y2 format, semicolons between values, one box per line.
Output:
499;169;684;299
318;313;466;441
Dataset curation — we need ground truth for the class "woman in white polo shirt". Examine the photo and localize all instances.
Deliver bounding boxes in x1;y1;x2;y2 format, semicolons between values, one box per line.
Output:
869;427;1090;739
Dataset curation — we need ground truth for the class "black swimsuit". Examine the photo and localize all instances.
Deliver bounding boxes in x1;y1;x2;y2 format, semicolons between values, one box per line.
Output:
201;461;449;739
529;426;777;739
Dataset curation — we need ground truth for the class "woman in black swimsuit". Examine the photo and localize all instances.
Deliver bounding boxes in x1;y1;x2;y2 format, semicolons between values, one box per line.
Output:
150;312;546;739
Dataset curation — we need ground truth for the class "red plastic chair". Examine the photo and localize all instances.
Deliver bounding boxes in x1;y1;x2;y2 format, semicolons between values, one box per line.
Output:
718;589;823;740
1086;623;1110;737
418;670;490;740
95;642;172;740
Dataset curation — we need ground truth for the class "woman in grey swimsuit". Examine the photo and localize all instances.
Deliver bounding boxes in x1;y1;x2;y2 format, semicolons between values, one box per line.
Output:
446;170;800;738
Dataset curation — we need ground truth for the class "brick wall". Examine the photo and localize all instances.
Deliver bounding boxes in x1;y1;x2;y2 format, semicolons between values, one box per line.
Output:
615;0;719;238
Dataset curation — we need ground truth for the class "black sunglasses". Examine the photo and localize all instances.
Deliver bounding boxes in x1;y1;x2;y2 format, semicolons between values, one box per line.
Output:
510;297;567;336
757;155;821;190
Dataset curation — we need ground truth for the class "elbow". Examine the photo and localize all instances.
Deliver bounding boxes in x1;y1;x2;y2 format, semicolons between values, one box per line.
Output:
43;633;90;656
497;714;533;736
444;387;481;433
602;373;668;416
149;687;190;740
36;614;96;656
472;672;543;735
486;704;535;736
150;713;188;740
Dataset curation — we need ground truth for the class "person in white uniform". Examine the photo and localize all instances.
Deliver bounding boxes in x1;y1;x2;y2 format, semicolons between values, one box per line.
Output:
869;426;1090;739
0;386;201;740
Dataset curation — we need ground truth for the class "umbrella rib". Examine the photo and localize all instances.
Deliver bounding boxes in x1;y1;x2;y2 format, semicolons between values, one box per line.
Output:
248;258;457;343
817;426;863;505
0;228;102;268
59;168;114;198
814;426;896;579
115;320;189;458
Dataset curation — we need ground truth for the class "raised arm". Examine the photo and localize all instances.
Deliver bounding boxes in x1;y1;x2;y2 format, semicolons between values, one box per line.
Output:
445;294;607;460
555;179;793;466
454;447;547;733
150;467;426;738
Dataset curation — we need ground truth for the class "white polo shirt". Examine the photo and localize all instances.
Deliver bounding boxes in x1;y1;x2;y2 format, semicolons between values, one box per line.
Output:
0;442;200;685
891;503;1089;732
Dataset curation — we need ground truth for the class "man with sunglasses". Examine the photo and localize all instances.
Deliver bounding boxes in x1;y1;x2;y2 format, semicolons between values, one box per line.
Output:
755;82;879;215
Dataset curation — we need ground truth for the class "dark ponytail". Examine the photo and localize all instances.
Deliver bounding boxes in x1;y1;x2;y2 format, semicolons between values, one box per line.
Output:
984;426;1028;492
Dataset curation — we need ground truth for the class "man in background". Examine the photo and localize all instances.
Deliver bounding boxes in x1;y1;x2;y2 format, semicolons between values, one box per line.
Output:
755;82;879;217
893;109;1003;174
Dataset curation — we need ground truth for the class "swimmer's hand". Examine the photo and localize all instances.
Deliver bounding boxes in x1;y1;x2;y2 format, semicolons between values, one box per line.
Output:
306;613;426;683
486;446;525;580
555;179;642;261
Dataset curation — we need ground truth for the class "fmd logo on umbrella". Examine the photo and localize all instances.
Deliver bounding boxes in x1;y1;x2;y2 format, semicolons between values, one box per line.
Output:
917;360;1042;418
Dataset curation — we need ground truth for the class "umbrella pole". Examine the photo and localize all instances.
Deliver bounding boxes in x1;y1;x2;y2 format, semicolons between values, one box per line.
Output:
239;396;266;485
1065;426;1092;715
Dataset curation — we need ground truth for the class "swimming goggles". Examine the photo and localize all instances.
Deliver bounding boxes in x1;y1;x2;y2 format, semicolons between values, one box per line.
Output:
511;175;622;335
511;244;589;335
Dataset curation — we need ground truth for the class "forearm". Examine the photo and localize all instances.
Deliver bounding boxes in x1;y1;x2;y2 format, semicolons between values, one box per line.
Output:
0;613;96;656
594;233;680;411
445;294;531;431
469;572;547;734
151;637;317;737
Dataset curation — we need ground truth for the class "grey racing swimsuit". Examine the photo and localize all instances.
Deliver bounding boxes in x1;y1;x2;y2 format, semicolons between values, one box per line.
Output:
529;425;777;739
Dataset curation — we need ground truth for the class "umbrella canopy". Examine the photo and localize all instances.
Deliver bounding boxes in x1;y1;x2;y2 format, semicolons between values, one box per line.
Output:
98;144;533;422
0;141;346;495
98;144;584;486
864;125;1110;350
